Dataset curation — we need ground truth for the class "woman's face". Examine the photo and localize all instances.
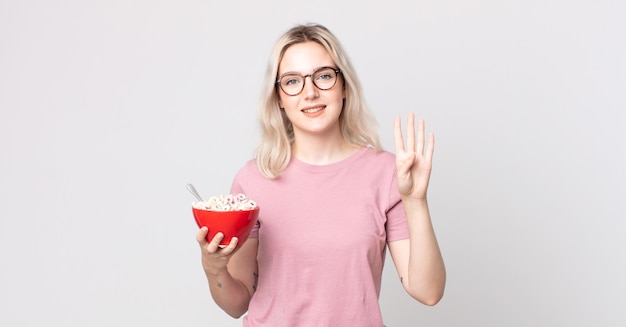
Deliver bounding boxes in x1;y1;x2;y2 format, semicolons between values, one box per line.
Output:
277;41;345;139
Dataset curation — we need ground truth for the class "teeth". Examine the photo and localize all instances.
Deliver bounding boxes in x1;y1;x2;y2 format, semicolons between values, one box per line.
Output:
302;107;323;113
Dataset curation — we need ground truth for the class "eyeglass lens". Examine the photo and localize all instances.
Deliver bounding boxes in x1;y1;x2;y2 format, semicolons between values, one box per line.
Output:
279;67;338;96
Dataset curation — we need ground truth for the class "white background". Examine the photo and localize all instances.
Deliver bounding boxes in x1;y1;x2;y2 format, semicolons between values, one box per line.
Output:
1;1;625;326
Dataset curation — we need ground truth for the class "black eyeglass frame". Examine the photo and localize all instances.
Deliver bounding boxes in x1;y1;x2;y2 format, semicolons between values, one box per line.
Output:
275;66;342;96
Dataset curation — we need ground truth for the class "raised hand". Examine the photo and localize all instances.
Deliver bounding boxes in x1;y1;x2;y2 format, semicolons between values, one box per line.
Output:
393;113;434;200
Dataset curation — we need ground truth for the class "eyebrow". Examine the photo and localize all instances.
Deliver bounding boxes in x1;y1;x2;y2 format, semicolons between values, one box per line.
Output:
277;66;335;79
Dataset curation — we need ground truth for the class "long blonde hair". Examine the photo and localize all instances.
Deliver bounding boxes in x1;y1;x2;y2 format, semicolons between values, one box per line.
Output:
255;23;381;178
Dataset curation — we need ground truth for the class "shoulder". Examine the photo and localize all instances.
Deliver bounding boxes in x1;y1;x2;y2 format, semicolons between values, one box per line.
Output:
230;159;266;194
233;159;260;181
361;147;396;168
341;147;397;182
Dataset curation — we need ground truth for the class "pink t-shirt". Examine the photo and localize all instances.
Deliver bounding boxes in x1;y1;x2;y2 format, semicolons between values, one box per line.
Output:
230;147;409;327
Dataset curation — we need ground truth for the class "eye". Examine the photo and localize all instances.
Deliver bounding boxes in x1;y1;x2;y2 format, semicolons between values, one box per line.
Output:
317;73;332;81
283;75;302;86
315;68;336;81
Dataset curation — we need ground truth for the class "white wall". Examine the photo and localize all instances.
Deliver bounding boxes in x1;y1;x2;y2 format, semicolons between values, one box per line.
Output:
1;1;624;326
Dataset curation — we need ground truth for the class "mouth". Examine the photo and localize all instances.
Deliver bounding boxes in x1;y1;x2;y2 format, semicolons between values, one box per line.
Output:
301;106;325;114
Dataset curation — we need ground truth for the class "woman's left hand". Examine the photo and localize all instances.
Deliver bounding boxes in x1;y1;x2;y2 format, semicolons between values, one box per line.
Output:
394;113;434;200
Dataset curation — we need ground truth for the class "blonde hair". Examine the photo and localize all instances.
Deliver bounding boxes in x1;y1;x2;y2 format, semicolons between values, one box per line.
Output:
255;23;381;178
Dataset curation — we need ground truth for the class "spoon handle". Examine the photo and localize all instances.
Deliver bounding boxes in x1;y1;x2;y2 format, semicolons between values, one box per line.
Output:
186;183;204;202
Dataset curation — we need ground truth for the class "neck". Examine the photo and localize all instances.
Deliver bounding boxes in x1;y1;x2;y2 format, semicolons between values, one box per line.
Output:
291;130;359;165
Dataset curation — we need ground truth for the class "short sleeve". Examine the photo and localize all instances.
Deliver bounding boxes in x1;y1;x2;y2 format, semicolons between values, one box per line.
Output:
230;161;260;238
385;173;409;242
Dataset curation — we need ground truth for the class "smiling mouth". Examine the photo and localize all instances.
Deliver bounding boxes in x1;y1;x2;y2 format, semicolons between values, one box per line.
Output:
301;106;324;114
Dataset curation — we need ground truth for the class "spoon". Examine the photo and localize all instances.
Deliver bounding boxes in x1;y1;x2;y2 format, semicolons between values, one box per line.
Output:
186;183;204;202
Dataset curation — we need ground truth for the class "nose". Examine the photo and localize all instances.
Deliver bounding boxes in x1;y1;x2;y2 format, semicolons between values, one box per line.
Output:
302;75;319;98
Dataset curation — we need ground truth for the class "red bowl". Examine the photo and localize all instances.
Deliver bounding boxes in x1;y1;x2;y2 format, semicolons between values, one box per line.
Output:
192;207;259;246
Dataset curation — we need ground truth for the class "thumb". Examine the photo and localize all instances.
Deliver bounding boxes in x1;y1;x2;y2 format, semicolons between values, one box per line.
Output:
397;153;416;178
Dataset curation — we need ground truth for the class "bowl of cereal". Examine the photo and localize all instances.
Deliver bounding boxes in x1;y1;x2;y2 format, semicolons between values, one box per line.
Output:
192;193;259;247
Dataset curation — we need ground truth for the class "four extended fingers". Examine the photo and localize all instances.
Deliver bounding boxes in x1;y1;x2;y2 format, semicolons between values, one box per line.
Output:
395;113;433;157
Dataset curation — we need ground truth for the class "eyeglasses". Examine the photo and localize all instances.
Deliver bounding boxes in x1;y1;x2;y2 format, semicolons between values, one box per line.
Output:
276;66;342;96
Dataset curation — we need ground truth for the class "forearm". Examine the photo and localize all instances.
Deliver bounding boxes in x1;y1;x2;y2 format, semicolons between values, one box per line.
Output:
402;197;446;305
205;268;253;318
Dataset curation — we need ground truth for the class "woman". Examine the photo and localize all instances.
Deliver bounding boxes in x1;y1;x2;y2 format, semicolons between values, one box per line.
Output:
196;23;446;326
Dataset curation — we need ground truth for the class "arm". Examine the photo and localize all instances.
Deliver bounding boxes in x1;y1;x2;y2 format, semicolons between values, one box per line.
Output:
196;228;259;317
389;113;446;305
